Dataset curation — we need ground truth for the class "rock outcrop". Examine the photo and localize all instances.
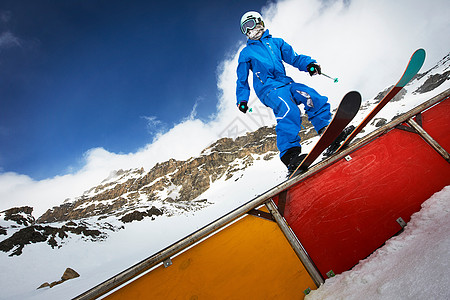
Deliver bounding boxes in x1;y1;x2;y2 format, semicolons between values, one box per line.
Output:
1;206;35;226
37;267;80;289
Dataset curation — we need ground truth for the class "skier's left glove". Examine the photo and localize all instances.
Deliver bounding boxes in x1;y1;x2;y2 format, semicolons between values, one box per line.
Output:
238;101;248;113
307;63;321;76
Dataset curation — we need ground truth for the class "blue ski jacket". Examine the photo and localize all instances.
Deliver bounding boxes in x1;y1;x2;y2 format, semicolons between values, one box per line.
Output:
236;30;316;104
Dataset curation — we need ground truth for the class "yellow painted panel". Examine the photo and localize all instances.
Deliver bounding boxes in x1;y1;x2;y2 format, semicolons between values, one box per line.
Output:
106;214;316;299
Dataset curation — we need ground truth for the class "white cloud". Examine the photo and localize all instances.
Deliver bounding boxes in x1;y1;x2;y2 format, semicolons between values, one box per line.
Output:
142;115;162;127
1;0;449;216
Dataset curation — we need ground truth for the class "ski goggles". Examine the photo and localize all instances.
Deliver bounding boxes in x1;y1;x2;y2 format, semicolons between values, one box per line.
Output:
241;18;258;35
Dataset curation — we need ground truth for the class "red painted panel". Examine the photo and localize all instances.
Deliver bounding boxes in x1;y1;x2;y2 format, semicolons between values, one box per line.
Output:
421;96;450;150
279;99;450;278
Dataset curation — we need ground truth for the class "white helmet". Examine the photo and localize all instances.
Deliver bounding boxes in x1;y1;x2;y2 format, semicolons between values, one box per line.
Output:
240;11;264;35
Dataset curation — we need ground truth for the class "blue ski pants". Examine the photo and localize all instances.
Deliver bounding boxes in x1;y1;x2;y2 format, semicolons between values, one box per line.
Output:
261;83;331;158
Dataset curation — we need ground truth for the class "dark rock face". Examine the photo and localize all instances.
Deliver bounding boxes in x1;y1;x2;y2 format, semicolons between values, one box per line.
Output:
414;71;450;94
0;223;105;256
373;85;407;103
2;206;35;226
119;206;164;223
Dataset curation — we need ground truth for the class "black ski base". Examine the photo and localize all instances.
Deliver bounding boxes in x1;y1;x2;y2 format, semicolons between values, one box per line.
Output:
289;91;362;179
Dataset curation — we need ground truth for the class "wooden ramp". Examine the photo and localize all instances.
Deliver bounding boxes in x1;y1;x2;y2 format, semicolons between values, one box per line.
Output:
105;211;315;299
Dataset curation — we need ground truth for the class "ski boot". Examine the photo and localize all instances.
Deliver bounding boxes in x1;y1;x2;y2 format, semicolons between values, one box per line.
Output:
281;147;308;176
323;125;355;157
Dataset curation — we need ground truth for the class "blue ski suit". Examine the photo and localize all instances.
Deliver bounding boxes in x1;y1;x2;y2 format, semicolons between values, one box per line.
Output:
236;30;331;158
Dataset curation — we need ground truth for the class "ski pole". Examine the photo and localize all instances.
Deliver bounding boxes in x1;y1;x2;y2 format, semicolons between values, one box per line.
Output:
321;73;339;83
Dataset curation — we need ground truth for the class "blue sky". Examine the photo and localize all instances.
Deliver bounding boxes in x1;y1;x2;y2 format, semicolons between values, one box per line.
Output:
0;0;269;179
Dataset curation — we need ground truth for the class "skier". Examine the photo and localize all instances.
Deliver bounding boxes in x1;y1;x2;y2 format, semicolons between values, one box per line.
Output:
236;11;332;174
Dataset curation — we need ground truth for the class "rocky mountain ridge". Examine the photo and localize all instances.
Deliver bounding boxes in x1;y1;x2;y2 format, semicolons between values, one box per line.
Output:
36;125;282;223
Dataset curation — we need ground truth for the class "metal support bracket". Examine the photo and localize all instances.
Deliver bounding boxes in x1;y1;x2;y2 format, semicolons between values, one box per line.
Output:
395;124;416;133
163;258;173;268
303;287;312;295
247;209;275;222
396;217;407;229
395;113;422;133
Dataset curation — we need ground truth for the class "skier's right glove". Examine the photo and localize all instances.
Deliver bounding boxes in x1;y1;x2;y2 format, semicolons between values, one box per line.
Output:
307;63;321;76
238;101;248;113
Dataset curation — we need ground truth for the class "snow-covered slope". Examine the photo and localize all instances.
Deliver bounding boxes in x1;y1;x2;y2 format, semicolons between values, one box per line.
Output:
0;53;449;300
306;186;450;300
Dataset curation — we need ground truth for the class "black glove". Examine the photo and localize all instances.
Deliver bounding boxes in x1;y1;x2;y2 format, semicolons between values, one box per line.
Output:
238;101;248;113
307;63;321;76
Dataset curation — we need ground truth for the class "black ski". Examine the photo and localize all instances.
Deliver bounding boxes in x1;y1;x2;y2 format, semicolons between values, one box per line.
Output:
289;91;362;178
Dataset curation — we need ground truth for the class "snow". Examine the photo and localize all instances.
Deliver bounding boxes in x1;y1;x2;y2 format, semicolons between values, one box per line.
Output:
306;186;450;300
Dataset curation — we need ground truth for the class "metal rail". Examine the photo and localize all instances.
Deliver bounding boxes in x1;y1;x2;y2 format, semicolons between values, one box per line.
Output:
73;88;449;300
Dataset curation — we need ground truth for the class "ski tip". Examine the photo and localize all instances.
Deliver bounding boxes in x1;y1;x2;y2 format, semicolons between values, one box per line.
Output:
346;91;362;104
347;90;361;96
415;48;426;57
396;48;426;87
414;48;426;65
